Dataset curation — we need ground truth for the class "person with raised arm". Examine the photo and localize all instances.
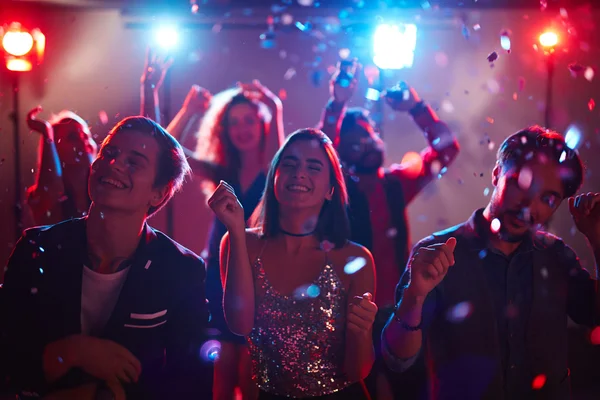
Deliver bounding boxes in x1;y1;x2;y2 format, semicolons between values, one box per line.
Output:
26;107;97;225
210;128;378;399
141;53;285;399
383;126;600;399
318;59;460;398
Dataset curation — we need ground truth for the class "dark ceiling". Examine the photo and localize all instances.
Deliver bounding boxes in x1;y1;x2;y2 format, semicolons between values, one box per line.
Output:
8;0;598;10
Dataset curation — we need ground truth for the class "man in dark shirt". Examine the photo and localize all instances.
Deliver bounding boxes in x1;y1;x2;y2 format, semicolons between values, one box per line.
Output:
1;117;209;399
382;126;600;399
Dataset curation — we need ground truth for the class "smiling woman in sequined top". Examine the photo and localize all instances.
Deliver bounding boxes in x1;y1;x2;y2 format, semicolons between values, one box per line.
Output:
209;128;378;399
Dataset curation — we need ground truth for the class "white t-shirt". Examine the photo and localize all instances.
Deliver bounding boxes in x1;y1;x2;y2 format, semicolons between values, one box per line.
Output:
81;265;130;336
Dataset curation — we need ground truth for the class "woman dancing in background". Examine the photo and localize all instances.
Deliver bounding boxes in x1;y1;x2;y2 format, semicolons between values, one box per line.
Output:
26;106;97;225
210;128;377;399
142;52;284;399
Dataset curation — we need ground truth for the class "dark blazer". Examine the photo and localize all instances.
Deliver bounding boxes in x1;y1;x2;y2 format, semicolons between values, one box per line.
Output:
392;210;599;400
1;218;209;399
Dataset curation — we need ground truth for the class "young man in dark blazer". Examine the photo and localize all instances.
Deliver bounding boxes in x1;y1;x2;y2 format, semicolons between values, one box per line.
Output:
382;126;600;399
2;117;209;399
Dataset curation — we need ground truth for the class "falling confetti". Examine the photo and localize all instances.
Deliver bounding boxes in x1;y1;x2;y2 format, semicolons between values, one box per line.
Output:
293;283;320;299
487;51;498;63
491;218;501;233
98;110;108;125
446;301;473;323
588;99;595;111
518;167;534;190
500;34;511;51
297;0;314;6
565;125;583;150
584;67;595;81
284;68;296;80
344;257;366;274
532;374;547;390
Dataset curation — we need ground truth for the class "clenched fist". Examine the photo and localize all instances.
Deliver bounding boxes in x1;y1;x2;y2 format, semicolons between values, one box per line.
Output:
208;181;246;235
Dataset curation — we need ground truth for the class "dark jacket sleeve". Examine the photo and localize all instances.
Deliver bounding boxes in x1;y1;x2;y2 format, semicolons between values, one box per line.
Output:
1;230;49;396
153;254;210;397
562;241;600;327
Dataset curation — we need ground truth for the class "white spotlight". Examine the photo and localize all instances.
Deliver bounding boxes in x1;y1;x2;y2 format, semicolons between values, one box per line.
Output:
373;23;417;70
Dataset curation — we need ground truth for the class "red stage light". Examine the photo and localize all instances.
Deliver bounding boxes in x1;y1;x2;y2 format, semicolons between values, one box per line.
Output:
539;31;558;48
1;22;45;72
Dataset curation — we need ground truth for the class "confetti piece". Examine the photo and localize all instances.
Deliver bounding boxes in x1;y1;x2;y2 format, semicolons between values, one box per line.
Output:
284;68;296;80
473;24;481;31
500;35;511;51
565;125;582;150
386;228;398;238
278;89;287;100
446;302;473;323
589;99;595;111
540;268;548;279
584;67;594;81
344;257;366;274
281;13;293;25
491;218;501;233
518;167;533;190
487;51;498;63
297;0;314;6
98;110;108;125
532;374;547;390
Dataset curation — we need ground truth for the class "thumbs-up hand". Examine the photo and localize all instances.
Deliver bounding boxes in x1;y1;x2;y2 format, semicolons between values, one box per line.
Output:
347;292;378;336
406;237;457;298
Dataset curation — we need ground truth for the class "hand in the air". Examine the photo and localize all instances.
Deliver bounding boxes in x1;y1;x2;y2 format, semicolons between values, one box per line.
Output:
237;79;282;112
329;58;362;104
569;192;600;243
140;47;174;89
182;85;212;115
208;181;246;235
27;106;54;140
383;82;421;112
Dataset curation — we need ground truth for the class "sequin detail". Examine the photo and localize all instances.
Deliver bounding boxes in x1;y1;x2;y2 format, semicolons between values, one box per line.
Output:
248;257;352;398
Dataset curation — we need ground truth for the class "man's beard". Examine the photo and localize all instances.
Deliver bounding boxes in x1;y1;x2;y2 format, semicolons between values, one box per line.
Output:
349;149;384;174
493;207;535;243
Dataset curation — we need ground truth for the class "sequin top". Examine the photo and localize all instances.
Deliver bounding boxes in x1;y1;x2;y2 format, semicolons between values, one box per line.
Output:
248;252;352;398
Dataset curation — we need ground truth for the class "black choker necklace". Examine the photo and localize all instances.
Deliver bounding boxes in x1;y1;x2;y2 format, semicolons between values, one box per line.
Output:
280;228;315;237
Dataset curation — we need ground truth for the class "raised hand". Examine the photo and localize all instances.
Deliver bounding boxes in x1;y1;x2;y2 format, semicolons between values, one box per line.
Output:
329;58;362;104
182;84;212;115
237;79;282;111
406;237;456;298
569;193;600;243
383;82;421;112
27;106;54;140
347;292;378;336
208;181;246;235
140;47;174;90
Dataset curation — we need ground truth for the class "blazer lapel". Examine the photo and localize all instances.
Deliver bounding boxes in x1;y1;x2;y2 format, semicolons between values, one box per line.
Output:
101;224;157;337
48;219;87;339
